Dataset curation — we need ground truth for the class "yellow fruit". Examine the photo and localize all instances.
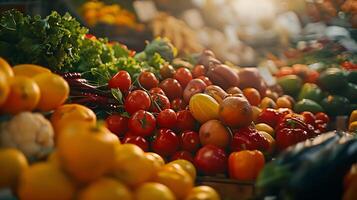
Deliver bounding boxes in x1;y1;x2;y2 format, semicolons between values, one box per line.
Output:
78;178;132;200
111;144;156;187
134;182;175;200
18;162;75;200
145;152;165;171
349;110;357;124
185;186;221;200
47;151;61;167
189;93;220;124
0;148;28;189
1;76;40;114
33;73;69;111
167;159;197;181
255;123;275;137
57;122;119;183
260;97;277;109
349;121;357;133
276;96;292;109
252;106;262;122
258;131;275;154
0;71;10;106
12;64;51;78
0;57;14;78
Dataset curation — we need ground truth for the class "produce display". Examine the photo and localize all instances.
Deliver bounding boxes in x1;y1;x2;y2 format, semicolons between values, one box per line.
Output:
0;8;357;200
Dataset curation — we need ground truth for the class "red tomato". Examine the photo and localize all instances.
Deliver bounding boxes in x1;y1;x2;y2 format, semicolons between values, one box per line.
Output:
171;151;194;163
138;71;159;90
159;78;183;100
306;70;319;83
124;90;151;114
150;93;171;113
197;76;212;86
176;110;196;132
256;108;286;128
192;65;206;78
152;129;180;157
301;111;316;126
180;130;200;153
128;110;156;137
149;87;165;95
123;135;149;152
171;98;186;111
174;67;193;88
105;114;129;137
194;145;227;175
228;150;265;181
108;70;131;92
157;109;177;129
315;112;329;124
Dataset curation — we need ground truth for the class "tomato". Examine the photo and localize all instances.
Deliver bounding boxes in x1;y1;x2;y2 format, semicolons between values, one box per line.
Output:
170;98;186;112
256;108;287;128
228;150;265;181
108;71;131;93
192;65;206;78
315;112;329;124
159;78;183;100
128;110;156;137
180;130;200;153
105;114;129;137
194;145;227;175
157;109;177;129
139;71;159;90
230;126;270;152
170;151;194;163
197;76;212;86
173;67;192;88
176;110;196;132
149;87;165;95
151;93;170;113
301;111;316;126
306;70;319;83
123;135;149;152
152;129;180;157
124;90;151;114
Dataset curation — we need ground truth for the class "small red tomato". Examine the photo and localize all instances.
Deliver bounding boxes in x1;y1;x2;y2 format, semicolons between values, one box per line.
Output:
157;109;177;129
171;151;194;163
108;70;131;92
123;135;149;152
128;110;156;137
139;71;159;90
194;145;227;175
149;87;165;95
197;76;212;86
124;90;151;114
315;119;327;133
192;65;206;78
105;114;129;137
152;129;180;157
306;70;319;83
171;98;186;111
174;67;193;88
257;108;284;128
176;110;196;132
151;93;171;113
159;78;183;100
301;111;316;126
315;112;329;124
180;130;200;153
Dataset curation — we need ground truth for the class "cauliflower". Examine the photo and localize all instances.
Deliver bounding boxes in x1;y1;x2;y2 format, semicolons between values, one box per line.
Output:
0;112;54;159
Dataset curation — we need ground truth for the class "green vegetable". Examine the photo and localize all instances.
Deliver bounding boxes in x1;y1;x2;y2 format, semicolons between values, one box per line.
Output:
320;95;350;116
347;70;357;84
298;83;323;102
135;37;177;62
294;99;324;114
318;68;348;93
277;75;303;96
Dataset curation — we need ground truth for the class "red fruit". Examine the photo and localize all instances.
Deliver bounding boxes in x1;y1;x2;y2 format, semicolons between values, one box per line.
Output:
171;151;194;163
194;145;227;175
108;70;131;93
230;126;269;152
152;129;180;157
149;87;165;95
301;111;316;126
180;130;200;153
124;90;151;114
139;71;159;89
171;98;186;111
123;135;149;152
157;109;177;129
315;112;329;124
176;110;196;132
276;128;309;151
174;67;193;88
159;78;183;100
256;108;285;128
105;114;129;137
192;65;206;78
128;110;156;137
150;93;170;113
197;76;212;86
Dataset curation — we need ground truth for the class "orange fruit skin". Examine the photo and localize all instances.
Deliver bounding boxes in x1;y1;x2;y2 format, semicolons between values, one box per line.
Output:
0;71;10;106
260;97;277;109
276;96;292;109
12;64;51;78
228;150;265;181
0;148;28;189
0;57;14;78
167;159;197;181
199;119;231;149
134;182;175;200
219;96;253;128
243;88;261;106
185;186;221;200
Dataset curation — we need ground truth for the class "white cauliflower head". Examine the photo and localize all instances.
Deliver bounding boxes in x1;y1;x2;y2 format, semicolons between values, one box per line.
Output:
0;112;54;159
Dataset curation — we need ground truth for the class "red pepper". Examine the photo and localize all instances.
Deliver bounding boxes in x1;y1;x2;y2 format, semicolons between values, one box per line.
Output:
230;126;270;152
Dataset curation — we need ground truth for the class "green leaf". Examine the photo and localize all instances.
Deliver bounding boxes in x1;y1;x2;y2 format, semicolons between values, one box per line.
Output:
111;88;123;104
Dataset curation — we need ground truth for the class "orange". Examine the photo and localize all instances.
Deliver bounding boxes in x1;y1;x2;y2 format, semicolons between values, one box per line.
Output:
47;151;61;167
260;97;277;109
243;88;261;106
57;122;119;183
0;148;28;189
185;186;221;200
0;57;14;78
145;152;165;171
219;96;253;128
111;144;156;187
276;96;292;109
0;71;10;106
252;106;262;122
167;159;197;181
349;110;357;124
33;73;69;111
50;104;96;137
154;164;194;199
12;64;51;78
78;177;132;200
18;162;75;200
134;182;175;200
1;76;40;114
